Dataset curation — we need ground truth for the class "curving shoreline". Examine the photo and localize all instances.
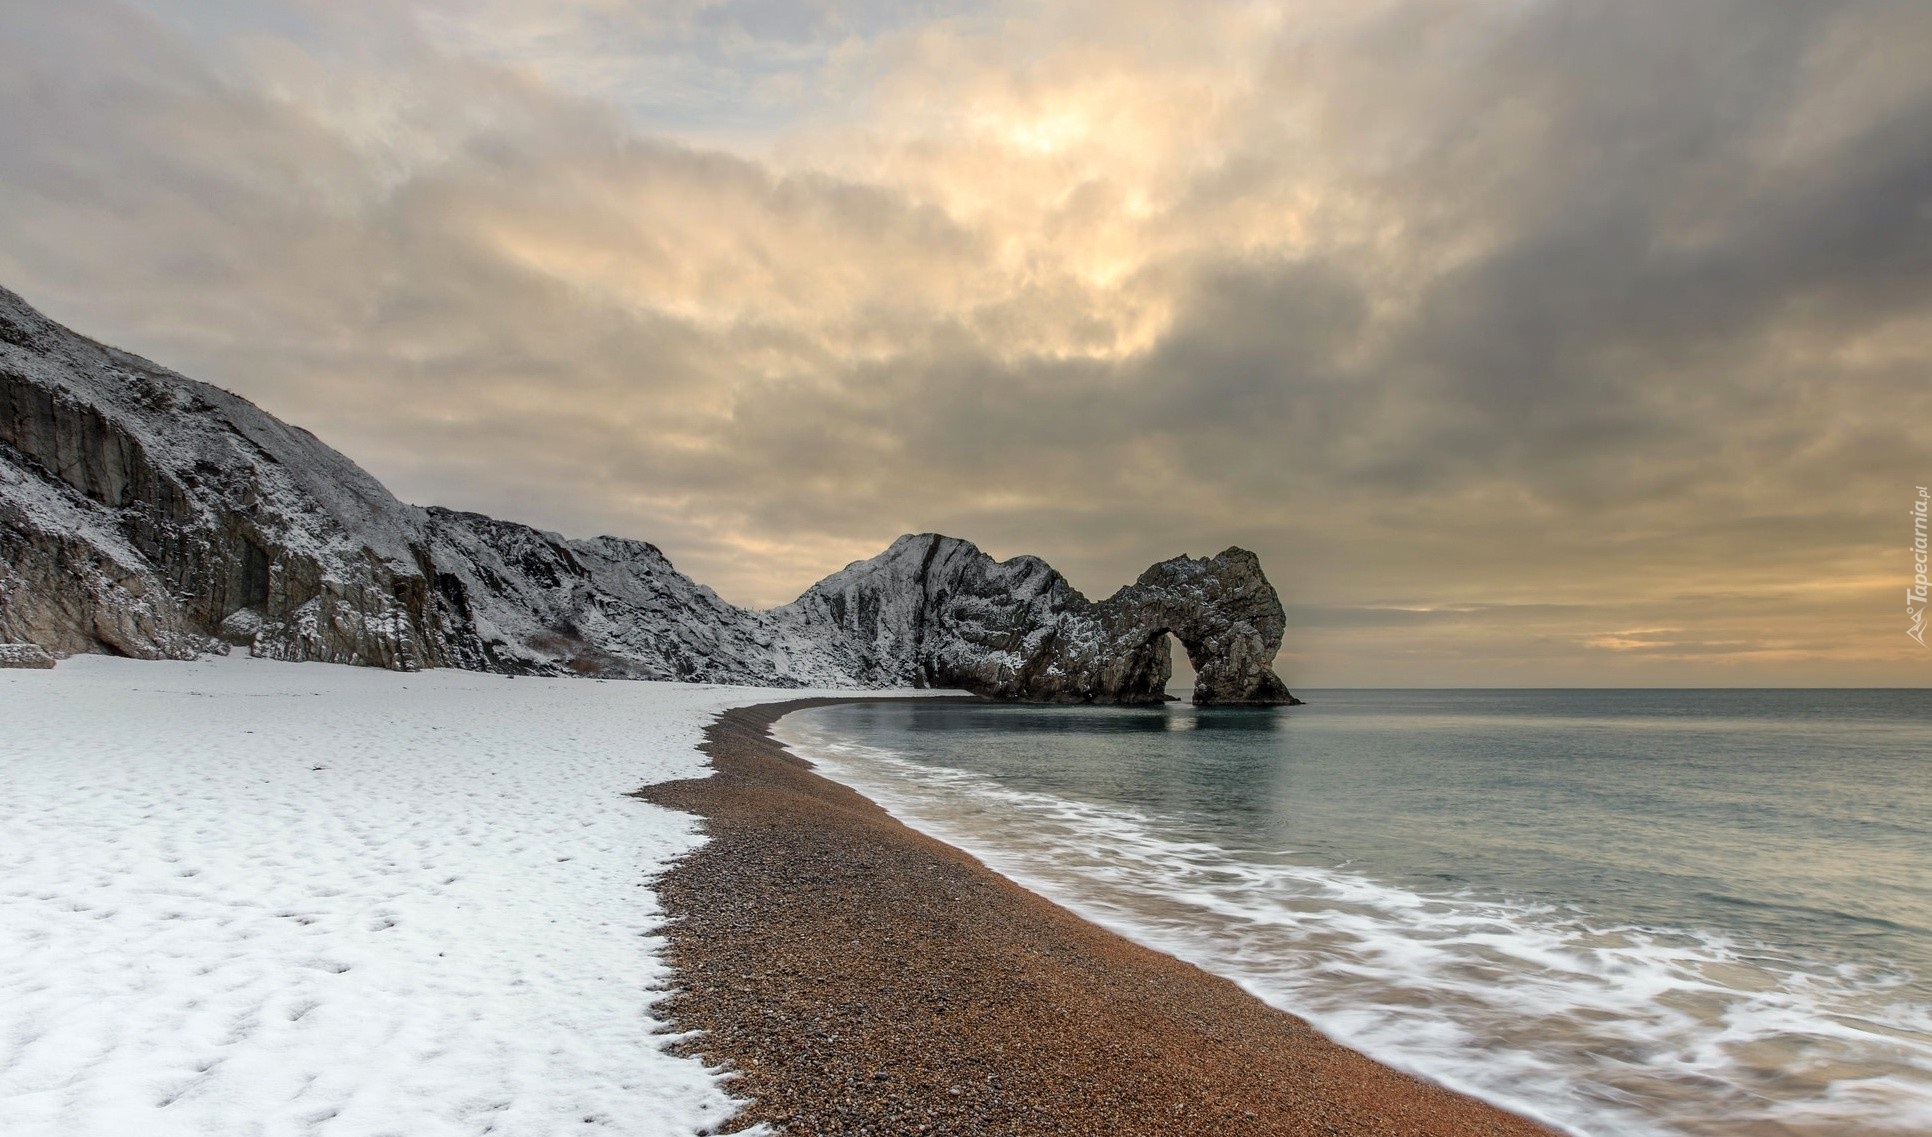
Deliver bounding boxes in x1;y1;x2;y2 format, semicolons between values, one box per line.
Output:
637;698;1561;1136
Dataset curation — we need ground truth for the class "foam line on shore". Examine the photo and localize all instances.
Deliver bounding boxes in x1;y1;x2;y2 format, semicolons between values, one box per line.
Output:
639;698;1562;1137
776;702;1932;1137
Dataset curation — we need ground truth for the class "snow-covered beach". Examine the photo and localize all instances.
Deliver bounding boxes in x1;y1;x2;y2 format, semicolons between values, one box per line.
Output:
0;654;851;1136
2;657;1563;1137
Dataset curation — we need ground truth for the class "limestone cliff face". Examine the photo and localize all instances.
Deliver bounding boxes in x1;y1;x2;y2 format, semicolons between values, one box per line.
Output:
418;508;853;686
780;534;1299;705
0;286;457;668
0;286;1298;703
1092;548;1299;705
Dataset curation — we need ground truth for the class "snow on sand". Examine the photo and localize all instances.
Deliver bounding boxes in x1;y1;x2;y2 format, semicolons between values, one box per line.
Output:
0;654;833;1136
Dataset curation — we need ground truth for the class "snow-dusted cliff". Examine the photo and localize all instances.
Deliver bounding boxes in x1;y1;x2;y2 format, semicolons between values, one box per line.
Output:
0;286;1296;704
0;286;450;668
780;533;1299;704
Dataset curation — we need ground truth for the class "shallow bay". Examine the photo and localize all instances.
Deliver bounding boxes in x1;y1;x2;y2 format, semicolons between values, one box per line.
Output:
780;690;1932;1137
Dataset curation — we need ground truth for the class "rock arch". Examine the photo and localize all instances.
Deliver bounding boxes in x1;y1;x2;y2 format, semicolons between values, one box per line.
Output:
802;535;1302;706
1087;548;1301;706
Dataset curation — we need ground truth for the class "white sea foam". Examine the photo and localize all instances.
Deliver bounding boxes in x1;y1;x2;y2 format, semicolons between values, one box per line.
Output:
778;717;1932;1137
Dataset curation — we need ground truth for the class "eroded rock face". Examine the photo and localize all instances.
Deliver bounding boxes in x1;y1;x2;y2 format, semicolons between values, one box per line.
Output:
0;285;1298;703
0;286;457;669
0;643;56;668
1094;548;1300;705
418;508;855;686
779;534;1300;705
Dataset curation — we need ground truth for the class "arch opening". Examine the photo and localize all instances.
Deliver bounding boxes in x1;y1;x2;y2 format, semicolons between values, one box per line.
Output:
1164;631;1196;700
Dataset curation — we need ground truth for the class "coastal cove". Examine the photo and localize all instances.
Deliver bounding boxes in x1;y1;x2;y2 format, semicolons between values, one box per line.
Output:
4;6;1928;1137
776;692;1932;1137
639;698;1559;1137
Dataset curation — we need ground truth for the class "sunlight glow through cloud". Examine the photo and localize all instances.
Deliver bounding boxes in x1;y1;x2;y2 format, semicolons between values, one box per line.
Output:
4;0;1930;684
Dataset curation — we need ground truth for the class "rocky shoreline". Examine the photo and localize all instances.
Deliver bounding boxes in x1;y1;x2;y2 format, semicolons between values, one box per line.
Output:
637;699;1558;1136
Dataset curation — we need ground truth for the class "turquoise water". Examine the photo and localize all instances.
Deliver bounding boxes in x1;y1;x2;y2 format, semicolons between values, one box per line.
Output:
776;690;1932;1137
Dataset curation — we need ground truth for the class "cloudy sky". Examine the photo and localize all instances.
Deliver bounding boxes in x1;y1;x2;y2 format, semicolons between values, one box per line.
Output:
3;0;1929;685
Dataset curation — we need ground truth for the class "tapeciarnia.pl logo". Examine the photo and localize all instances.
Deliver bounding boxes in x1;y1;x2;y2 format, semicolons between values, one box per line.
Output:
1911;486;1930;647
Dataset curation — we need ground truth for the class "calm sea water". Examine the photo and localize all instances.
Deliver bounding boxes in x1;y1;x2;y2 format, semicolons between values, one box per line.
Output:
775;690;1932;1137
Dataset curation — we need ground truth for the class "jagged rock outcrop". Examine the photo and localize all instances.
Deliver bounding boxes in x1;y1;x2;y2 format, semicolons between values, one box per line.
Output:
780;534;1299;705
0;285;1298;703
0;642;56;668
0;287;464;668
1090;547;1300;705
419;507;851;685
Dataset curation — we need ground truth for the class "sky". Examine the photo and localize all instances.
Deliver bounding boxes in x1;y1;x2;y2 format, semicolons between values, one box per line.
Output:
1;0;1929;686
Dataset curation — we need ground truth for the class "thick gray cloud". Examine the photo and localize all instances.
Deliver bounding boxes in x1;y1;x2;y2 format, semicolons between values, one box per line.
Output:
2;0;1928;684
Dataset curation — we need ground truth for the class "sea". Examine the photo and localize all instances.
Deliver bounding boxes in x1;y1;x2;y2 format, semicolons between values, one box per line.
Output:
774;689;1932;1137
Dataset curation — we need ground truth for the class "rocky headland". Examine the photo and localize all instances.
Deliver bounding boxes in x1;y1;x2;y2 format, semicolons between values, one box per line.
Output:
0;286;1296;705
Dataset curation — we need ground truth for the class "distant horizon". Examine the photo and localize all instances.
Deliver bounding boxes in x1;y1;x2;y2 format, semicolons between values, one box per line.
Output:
4;1;1929;687
1173;685;1932;692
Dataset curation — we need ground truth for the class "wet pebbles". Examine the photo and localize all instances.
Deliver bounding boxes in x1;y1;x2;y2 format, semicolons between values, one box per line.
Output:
637;699;1556;1137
